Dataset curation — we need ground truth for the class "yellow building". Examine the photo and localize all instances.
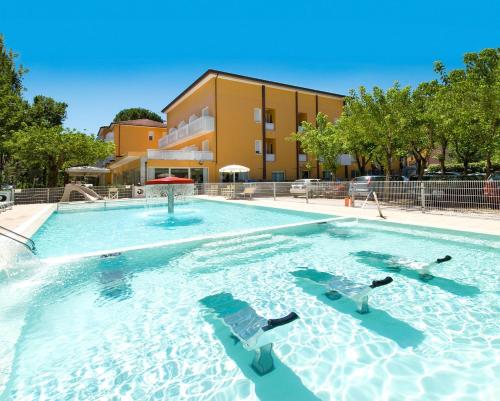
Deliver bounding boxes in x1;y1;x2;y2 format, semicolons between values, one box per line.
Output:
101;70;362;184
98;119;167;184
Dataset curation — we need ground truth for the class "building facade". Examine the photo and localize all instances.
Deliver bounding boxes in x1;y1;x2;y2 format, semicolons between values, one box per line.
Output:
98;119;167;184
101;70;374;184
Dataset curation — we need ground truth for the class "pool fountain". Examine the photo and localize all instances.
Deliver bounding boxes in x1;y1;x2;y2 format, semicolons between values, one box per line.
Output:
145;176;195;213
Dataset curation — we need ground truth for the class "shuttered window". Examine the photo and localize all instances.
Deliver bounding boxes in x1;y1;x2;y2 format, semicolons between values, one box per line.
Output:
253;108;262;123
255;140;262;154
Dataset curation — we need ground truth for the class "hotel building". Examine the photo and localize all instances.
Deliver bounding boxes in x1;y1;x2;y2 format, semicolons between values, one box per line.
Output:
101;70;351;184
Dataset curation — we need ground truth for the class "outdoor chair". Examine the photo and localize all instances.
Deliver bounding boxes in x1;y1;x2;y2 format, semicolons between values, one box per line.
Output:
108;188;119;200
237;187;256;199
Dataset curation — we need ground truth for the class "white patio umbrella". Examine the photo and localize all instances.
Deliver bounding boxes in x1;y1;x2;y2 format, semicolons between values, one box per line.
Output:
218;164;250;184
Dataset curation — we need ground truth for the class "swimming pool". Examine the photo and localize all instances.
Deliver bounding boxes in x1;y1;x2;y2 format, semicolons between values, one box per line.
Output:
32;199;332;258
1;202;499;400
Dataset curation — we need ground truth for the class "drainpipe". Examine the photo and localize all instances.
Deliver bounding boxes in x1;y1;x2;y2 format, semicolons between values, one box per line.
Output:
261;85;266;181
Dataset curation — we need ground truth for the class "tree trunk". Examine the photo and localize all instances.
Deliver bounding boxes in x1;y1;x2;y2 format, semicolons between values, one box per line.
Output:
47;165;60;187
355;153;367;176
385;154;392;180
486;156;492;176
420;158;427;178
439;144;447;175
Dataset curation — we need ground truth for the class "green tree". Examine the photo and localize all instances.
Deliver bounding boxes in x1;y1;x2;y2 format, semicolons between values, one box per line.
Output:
291;112;343;176
462;48;500;174
433;49;500;174
336;93;377;175
5;126;114;187
0;35;28;180
400;81;440;177
346;84;410;179
28;95;68;127
113;107;163;123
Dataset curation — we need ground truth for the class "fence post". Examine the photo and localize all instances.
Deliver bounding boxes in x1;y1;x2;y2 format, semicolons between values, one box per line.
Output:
305;187;309;204
46;188;50;203
420;181;426;213
273;182;276;201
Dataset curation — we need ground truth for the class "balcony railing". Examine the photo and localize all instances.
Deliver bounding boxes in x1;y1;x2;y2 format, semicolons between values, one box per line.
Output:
265;122;275;131
266;153;275;162
159;115;215;148
298;154;307;162
147;149;214;161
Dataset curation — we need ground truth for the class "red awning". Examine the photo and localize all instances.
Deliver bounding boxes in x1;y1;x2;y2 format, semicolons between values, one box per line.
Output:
145;176;194;185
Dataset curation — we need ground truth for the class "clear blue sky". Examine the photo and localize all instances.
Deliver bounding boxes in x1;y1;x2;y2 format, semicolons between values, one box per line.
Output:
1;0;498;133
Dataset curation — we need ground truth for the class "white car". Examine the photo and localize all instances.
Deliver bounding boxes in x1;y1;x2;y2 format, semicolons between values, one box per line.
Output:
290;179;321;197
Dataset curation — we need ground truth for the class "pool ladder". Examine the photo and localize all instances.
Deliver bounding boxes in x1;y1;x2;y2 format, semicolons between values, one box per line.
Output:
0;225;37;254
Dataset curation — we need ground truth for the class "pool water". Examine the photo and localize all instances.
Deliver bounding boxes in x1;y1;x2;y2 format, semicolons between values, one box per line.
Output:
1;204;499;400
32;199;332;258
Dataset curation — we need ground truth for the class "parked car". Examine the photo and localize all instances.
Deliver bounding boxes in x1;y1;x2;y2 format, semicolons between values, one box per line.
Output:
290;179;321;197
484;172;500;205
348;176;405;197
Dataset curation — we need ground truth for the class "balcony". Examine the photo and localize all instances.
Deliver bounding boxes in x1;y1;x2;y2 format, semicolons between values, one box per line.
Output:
266;153;275;162
147;149;214;161
265;122;275;131
297;126;304;133
159;115;215;148
298;154;307;162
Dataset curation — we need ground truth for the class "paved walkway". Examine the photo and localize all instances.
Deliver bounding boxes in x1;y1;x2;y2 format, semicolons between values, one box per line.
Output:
0;204;55;236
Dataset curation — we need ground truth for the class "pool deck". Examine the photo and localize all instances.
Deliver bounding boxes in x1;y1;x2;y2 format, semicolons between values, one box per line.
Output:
0;198;499;238
0;204;56;236
197;196;500;236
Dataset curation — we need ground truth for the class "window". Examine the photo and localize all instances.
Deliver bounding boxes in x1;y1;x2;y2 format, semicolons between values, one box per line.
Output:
170;168;189;178
265;109;274;124
202;140;209;151
301;170;310;179
255;140;262;155
155;168;170;178
253;108;261;122
272;171;285;182
322;170;333;180
266;141;274;154
148;131;154;141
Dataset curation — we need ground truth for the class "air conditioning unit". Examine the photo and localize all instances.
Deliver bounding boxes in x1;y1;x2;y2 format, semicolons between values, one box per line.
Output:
0;189;13;203
132;185;145;198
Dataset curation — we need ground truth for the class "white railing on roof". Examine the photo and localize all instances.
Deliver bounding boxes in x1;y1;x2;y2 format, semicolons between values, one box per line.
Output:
159;115;215;148
147;149;214;161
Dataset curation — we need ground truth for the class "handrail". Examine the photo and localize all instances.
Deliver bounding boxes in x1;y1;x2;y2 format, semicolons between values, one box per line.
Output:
0;225;37;254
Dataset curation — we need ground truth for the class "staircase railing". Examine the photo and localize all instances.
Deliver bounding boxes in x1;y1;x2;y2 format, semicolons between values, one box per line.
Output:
0;225;37;254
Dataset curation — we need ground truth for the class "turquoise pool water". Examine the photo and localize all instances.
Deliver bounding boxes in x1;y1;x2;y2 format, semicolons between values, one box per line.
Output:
1;204;499;400
32;199;332;258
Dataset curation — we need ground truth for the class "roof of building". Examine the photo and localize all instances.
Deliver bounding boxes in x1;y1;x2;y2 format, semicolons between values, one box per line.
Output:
115;119;167;128
161;69;346;113
98;119;167;137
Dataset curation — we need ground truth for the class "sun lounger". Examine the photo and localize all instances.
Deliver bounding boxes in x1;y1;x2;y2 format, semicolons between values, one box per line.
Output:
292;268;393;313
200;292;299;375
237;187;256;199
353;251;452;279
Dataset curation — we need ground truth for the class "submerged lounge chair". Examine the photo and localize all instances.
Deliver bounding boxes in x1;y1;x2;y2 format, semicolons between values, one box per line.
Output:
200;292;299;375
292;268;393;314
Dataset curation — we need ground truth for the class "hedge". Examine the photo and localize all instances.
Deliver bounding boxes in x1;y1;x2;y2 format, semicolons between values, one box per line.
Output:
427;161;500;173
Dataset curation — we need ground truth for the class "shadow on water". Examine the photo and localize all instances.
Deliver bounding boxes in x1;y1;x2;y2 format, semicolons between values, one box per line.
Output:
352;251;481;297
291;270;425;349
200;293;320;401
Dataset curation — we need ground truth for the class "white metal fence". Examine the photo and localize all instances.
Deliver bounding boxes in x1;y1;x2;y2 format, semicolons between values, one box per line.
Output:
12;185;134;204
7;181;500;217
195;181;500;216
